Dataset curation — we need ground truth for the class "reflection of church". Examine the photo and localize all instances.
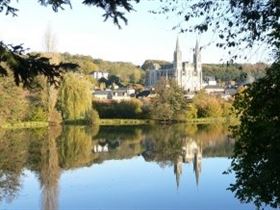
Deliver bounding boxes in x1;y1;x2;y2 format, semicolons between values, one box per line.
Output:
174;138;202;188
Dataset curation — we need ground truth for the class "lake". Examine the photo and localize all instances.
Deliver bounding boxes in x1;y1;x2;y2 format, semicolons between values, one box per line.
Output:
0;124;269;210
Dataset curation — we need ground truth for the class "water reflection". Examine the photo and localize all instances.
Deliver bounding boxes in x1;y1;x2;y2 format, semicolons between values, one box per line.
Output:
0;123;232;209
173;138;202;188
39;127;61;210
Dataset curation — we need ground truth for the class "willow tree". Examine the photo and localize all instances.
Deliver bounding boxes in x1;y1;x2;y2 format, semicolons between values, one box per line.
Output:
58;72;92;121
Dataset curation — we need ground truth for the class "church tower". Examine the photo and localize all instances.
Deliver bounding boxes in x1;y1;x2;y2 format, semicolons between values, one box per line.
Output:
193;39;203;88
174;37;183;86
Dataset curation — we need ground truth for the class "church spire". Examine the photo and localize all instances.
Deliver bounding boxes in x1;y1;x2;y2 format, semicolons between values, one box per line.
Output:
195;38;199;54
176;36;180;52
174;36;182;63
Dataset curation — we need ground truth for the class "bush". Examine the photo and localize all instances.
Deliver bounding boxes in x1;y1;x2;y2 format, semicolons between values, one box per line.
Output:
85;109;100;125
185;103;198;119
193;91;229;118
29;107;48;121
93;99;147;119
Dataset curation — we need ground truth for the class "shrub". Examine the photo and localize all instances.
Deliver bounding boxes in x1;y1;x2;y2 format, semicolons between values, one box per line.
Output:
185;103;198;119
85;109;100;125
29;107;48;121
93;99;146;119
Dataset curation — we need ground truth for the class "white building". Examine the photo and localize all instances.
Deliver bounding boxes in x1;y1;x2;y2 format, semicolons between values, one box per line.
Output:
91;71;109;80
93;88;135;101
205;76;217;86
146;38;203;92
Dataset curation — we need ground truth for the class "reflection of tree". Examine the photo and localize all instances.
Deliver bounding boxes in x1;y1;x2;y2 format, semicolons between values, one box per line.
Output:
0;123;233;204
58;126;93;169
39;126;61;210
92;126;143;162
142;124;231;188
195;123;234;157
0;130;29;203
142;125;185;167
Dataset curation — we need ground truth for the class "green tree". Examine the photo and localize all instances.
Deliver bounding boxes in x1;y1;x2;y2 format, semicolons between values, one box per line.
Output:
85;109;100;125
58;72;92;121
151;79;187;121
155;0;280;59
27;75;61;123
193;91;223;118
0;73;28;124
228;63;280;208
185;103;198;119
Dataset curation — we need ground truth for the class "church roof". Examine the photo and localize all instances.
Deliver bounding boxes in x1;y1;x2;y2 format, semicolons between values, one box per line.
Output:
161;64;174;69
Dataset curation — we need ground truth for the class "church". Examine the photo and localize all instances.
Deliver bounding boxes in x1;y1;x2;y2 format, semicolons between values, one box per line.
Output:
145;38;203;92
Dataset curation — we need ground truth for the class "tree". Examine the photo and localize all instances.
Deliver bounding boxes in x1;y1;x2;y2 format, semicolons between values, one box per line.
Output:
27;75;62;123
154;0;280;60
0;0;140;86
193;91;224;118
58;72;92;121
151;1;280;208
227;63;280;208
0;72;29;124
151;78;187;121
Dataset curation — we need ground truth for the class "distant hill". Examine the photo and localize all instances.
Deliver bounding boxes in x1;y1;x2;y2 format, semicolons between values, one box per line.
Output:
39;52;145;84
91;58;144;84
38;53;268;84
141;59;268;82
203;63;268;82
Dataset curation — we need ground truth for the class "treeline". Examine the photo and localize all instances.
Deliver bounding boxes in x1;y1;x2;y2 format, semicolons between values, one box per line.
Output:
0;68;100;125
141;59;268;82
203;63;267;82
41;52;145;84
92;58;144;84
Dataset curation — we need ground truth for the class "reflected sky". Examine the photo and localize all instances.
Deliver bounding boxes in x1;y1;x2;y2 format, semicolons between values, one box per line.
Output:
0;124;268;210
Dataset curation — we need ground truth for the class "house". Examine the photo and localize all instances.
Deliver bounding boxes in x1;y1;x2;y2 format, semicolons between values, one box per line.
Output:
205;76;217;86
204;85;225;94
109;89;131;101
93;87;136;101
91;71;109;80
93;90;112;100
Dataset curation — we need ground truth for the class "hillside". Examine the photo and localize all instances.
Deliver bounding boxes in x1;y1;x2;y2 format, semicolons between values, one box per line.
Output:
37;53;268;84
39;52;145;84
141;59;268;82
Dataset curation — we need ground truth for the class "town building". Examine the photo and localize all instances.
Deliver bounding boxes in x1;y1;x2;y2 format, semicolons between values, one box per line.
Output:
93;87;136;101
145;38;203;92
91;71;109;80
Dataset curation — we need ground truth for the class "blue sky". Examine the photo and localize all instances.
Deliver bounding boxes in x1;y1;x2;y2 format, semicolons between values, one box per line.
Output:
0;1;270;65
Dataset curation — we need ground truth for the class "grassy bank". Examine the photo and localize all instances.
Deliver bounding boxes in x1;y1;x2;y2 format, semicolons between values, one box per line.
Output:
185;117;239;124
100;119;154;126
0;117;239;129
1;121;49;129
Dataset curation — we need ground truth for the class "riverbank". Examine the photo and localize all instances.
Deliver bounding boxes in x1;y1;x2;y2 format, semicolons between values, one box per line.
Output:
1;117;238;129
1;121;49;129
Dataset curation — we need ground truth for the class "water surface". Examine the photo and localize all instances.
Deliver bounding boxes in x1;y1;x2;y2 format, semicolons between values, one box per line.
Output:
0;124;263;210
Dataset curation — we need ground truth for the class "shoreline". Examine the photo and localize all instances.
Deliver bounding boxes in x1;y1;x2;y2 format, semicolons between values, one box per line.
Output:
0;117;238;129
